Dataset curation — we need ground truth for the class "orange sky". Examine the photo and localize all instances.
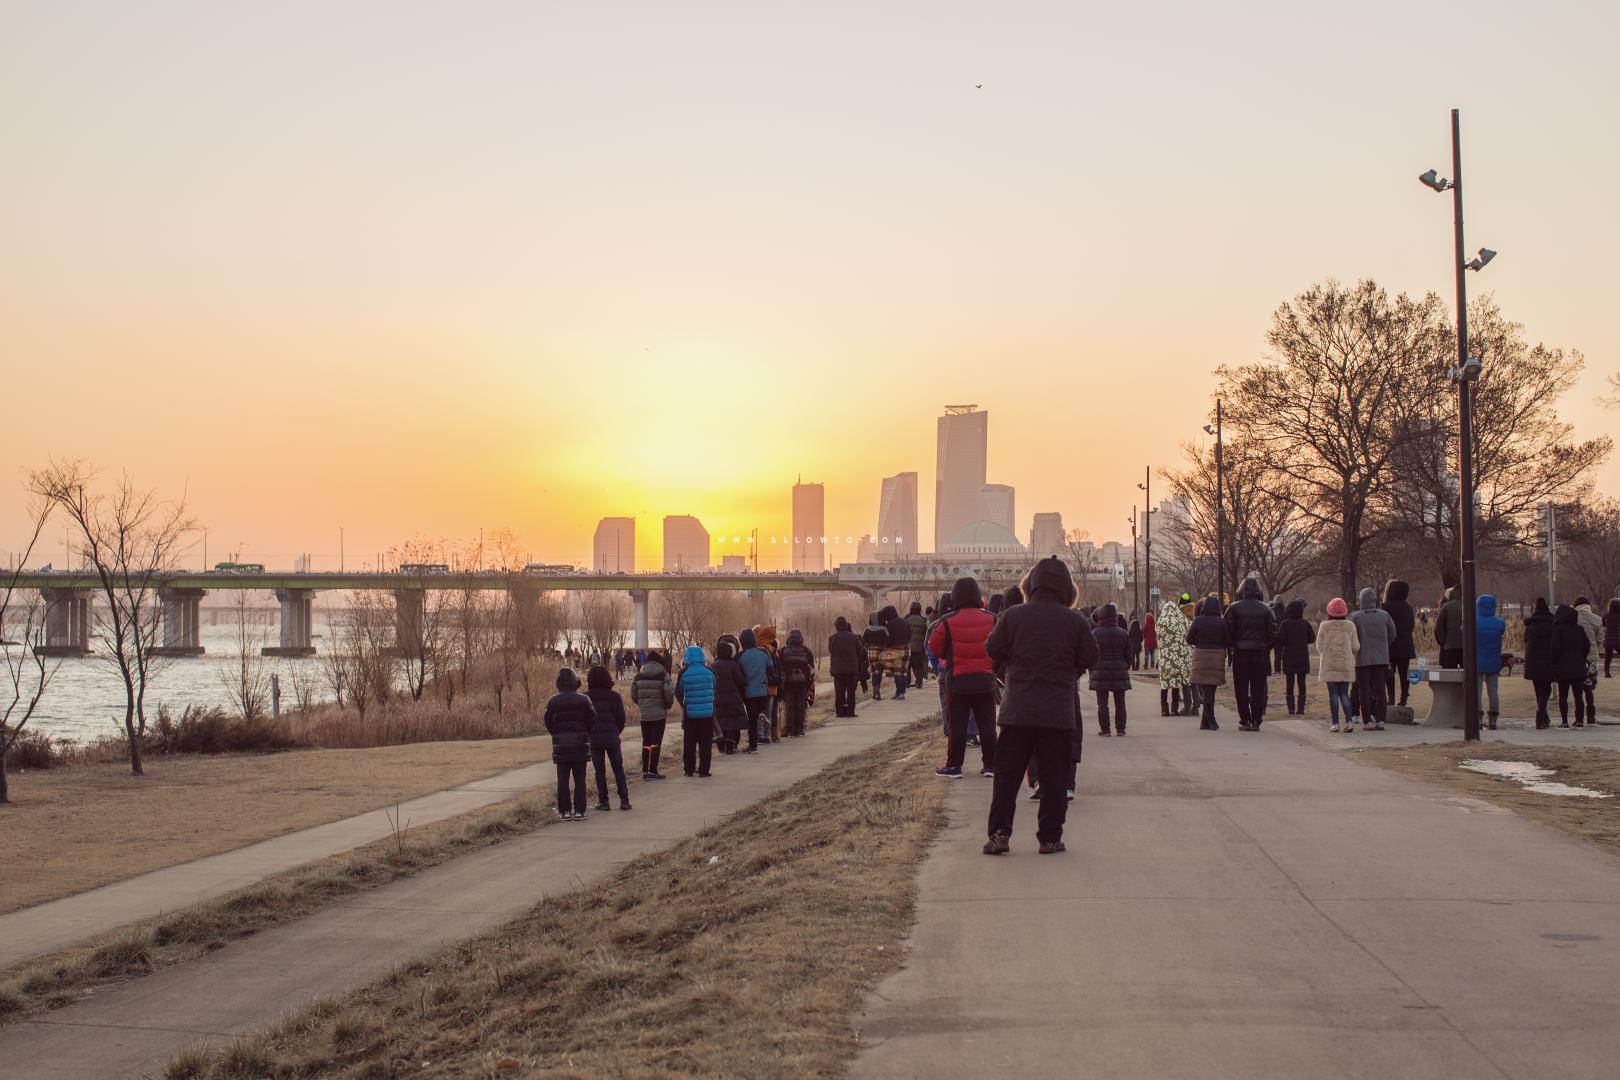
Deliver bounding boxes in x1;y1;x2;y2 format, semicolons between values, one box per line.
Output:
3;2;1616;571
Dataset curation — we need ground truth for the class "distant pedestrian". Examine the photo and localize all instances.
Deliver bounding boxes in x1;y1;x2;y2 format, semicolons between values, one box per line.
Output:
1553;604;1592;727
827;616;864;717
1277;598;1316;715
710;636;749;753
1090;603;1131;735
1435;587;1464;669
630;653;675;779
778;628;816;736
753;624;782;740
1315;599;1359;732
863;612;894;701
1186;596;1229;730
906;601;930;688
1604;598;1620;678
930;577;998;779
883;605;912;700
544;668;594;819
1475;595;1506;730
1127;615;1144;671
1142;609;1159;670
737;627;776;751
674;645;716;777
1522;598;1557;729
1156;600;1191;715
1382;580;1417;706
1349;588;1396;730
1269;600;1287;674
584;666;631;811
1574;597;1602;719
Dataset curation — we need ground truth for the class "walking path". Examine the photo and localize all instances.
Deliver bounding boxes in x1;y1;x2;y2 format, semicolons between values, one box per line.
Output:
0;691;938;1080
854;680;1620;1080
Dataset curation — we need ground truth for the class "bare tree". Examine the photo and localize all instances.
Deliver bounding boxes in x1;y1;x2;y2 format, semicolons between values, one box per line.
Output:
218;589;273;722
1;496;61;803
576;591;629;662
30;462;196;775
1560;498;1620;603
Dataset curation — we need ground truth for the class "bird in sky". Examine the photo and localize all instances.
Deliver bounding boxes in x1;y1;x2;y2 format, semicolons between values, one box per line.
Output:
975;83;983;89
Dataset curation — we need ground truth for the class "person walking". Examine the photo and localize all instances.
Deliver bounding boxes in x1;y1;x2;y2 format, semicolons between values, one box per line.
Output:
1127;614;1144;672
737;627;776;751
883;605;913;700
1522;598;1557;730
906;601;930;689
1382;580;1417;707
1277;598;1316;715
1090;603;1132;735
1315;599;1359;732
1604;598;1620;678
1349;588;1396;730
674;645;716;777
777;628;817;736
863;612;893;701
1553;604;1592;727
543;668;595;820
630;652;675;780
1186;596;1230;730
1435;586;1464;669
827;615;864;717
929;577;999;779
1574;597;1602;721
1156;599;1192;715
1142;609;1158;670
1224;577;1279;731
584;666;631;811
1473;594;1506;730
982;556;1099;856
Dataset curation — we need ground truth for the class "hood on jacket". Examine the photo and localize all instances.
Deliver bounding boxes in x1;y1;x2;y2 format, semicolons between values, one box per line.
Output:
1554;604;1579;625
636;660;666;679
716;638;738;660
1004;585;1024;607
1476;594;1498;618
1529;597;1552;619
834;616;851;632
1286;598;1306;619
1610;599;1620;616
879;605;899;623
951;576;985;609
787;628;805;645
754;624;778;647
740;627;758;650
986;593;1005;615
586;665;613;690
1443;586;1457;602
1097;602;1119;627
937;591;955;615
682;645;707;667
1358;587;1379;611
556;667;581;692
1327;597;1348;618
909;601;922;614
1383;579;1410;604
1021;556;1077;607
1238;577;1264;601
1199;596;1222;618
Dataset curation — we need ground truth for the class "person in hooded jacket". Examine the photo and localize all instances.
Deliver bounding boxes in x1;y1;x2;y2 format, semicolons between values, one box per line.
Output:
929;577;999;778
1315;599;1359;731
882;604;912;700
1522;598;1557;729
827;615;865;717
777;628;817;736
630;655;675;780
1142;610;1159;670
982;556;1099;856
863;612;895;701
1382;580;1417;706
1434;587;1464;668
544;668;595;819
1605;598;1620;678
584;666;631;811
1553;604;1592;727
674;645;716;777
710;636;749;753
1157;600;1192;715
905;602;930;688
1224;577;1279;730
1573;597;1602;720
1348;588;1396;730
1474;595;1506;729
1127;615;1144;672
737;627;776;751
751;625;784;740
1089;603;1132;735
1186;596;1230;730
1277;599;1317;714
1269;600;1288;674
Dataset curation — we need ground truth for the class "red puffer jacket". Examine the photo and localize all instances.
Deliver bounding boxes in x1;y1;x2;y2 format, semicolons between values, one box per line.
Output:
927;607;998;693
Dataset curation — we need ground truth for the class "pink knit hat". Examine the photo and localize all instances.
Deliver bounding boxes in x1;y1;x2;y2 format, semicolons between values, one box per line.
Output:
1327;597;1348;617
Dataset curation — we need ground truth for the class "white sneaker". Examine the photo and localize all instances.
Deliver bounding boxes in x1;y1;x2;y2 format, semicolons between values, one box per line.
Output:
981;768;994;778
1330;723;1341;733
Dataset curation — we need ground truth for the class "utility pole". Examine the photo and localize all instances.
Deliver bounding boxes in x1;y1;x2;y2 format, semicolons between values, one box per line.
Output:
1542;501;1557;602
1213;400;1226;603
1130;510;1139;616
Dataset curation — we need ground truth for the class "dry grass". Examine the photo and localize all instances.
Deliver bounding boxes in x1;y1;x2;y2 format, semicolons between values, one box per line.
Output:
1354;741;1620;856
166;717;947;1080
287;701;543;749
2;736;553;913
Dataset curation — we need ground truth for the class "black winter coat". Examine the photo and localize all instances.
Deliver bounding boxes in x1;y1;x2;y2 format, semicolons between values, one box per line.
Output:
886;612;912;649
1277;605;1317;674
778;641;816;694
585;687;627;750
1088;621;1133;692
1382;580;1416;662
1521;611;1556;683
985;593;1100;730
1224;583;1277;652
827;629;864;675
1552;609;1591;683
710;655;748;709
1605;605;1620;650
543;691;595;764
1186;613;1231;650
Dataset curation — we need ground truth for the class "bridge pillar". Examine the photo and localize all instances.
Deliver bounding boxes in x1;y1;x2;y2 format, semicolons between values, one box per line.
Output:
264;588;317;657
36;588;91;657
628;590;649;652
393;589;424;656
154;588;206;656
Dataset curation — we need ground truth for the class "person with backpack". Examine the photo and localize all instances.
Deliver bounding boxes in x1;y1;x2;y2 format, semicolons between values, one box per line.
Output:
929;577;998;779
827;615;864;717
906;601;930;689
777;628;816;736
1277;598;1316;715
584;665;631;811
674;645;717;777
1089;603;1132;736
544;668;595;820
629;653;675;780
737;627;776;751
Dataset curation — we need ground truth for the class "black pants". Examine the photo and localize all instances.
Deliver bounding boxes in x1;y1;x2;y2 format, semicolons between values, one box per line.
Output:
833;674;858;716
1199;684;1218;728
1356;666;1387;726
1272;646;1284;675
682;716;714;775
1580;681;1595;723
1285;671;1307;713
1096;688;1126;733
1606;645;1616;677
989;725;1070;844
745;695;769;748
639;720;665;775
1440;648;1462;670
1232;650;1270;727
946;690;997;771
1131;646;1142;671
783;687;809;736
910;651;927;687
592;743;629;803
1534;681;1553;727
1387;658;1411;705
1557;681;1585;724
556;761;587;814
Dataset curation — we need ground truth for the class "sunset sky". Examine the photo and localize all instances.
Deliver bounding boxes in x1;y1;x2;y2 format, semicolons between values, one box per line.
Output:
3;1;1616;571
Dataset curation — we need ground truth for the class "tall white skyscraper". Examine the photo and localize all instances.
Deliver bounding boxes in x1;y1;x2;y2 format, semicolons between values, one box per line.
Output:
876;471;918;556
980;483;1015;534
662;515;710;572
792;479;825;571
592;516;635;572
935;406;988;551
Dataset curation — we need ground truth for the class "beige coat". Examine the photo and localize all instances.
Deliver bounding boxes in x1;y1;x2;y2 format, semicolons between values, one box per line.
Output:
1189;647;1227;687
1315;618;1360;683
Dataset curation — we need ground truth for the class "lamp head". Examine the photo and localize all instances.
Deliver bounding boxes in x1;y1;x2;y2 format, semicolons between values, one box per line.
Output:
1418;168;1452;192
1465;247;1497;271
1203;424;1216;435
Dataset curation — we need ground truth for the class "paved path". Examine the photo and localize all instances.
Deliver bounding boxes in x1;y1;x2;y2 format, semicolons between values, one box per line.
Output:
0;691;937;1080
855;680;1620;1080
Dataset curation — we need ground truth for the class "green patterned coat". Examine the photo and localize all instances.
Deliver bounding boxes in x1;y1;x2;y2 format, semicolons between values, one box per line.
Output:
1157;600;1192;690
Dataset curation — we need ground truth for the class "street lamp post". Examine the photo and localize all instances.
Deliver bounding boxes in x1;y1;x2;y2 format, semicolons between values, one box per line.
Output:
1421;107;1496;743
1130;510;1140;617
1137;468;1152;610
1204;400;1226;603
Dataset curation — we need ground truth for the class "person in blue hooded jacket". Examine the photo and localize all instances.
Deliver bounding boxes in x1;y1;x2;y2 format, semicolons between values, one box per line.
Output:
1475;594;1506;730
737;627;777;751
674;645;717;778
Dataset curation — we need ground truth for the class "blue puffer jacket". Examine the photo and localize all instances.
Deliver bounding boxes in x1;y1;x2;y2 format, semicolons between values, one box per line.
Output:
737;628;775;698
1476;594;1506;674
674;644;716;719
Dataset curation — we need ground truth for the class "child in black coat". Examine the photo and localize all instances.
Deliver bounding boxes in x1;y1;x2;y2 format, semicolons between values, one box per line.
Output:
584;665;631;811
544;668;595;819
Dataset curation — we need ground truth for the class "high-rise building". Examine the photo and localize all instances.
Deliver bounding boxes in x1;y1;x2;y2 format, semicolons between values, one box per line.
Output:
876;471;918;556
935;406;988;551
980;483;1016;534
1028;512;1065;556
719;554;749;574
592;516;635;572
792;479;825;571
662;515;709;572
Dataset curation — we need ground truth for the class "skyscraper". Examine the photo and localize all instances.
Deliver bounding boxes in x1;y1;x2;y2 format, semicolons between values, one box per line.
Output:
662;515;710;572
876;471;918;556
1028;512;1065;556
792;479;825;571
592;516;635;572
935;405;988;551
980;483;1015;534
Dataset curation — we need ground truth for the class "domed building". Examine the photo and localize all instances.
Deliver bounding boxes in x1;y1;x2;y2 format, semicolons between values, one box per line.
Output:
940;521;1026;557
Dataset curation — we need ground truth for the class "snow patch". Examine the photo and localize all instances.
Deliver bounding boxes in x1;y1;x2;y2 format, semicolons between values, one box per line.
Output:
1459;759;1612;799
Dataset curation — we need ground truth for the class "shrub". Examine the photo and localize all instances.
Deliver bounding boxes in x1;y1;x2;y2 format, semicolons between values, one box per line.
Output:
146;705;308;756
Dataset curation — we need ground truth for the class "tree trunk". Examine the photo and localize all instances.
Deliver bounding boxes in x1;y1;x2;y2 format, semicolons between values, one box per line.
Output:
1;754;11;804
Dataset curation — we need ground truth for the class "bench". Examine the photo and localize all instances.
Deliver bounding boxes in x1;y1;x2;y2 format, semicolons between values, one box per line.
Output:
1424;668;1467;728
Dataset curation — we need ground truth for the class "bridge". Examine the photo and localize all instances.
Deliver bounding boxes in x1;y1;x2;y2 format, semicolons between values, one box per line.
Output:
4;561;1071;655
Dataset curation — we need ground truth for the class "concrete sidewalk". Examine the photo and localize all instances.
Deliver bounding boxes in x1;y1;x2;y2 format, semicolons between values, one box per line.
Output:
854;680;1620;1080
0;691;937;1080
